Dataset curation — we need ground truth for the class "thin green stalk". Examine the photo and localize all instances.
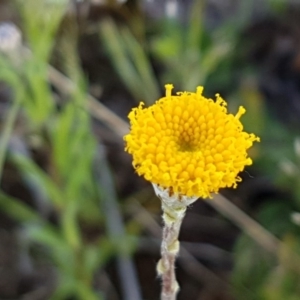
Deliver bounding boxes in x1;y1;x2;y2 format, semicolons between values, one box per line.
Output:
0;97;22;183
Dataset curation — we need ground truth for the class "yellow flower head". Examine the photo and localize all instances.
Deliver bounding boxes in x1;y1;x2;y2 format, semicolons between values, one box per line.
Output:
124;84;260;198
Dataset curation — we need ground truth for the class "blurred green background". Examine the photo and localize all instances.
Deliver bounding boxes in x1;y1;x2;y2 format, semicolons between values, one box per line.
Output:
1;0;300;299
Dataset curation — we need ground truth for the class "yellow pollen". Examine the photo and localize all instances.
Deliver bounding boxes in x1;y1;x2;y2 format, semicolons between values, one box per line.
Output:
124;84;260;198
196;86;204;96
165;84;174;97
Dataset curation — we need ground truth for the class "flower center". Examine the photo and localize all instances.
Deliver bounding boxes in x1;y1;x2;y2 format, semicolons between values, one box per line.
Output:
177;134;197;152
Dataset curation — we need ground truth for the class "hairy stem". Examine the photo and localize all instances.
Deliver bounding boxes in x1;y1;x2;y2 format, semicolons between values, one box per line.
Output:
159;207;185;300
153;184;198;300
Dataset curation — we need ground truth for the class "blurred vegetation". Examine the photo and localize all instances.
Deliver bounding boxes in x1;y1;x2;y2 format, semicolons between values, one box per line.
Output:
0;0;300;299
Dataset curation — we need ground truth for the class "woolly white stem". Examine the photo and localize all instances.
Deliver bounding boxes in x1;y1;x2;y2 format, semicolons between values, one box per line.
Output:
153;184;198;300
159;207;184;299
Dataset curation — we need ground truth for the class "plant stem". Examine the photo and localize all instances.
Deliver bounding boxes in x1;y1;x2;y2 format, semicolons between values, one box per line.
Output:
159;207;185;300
153;184;198;300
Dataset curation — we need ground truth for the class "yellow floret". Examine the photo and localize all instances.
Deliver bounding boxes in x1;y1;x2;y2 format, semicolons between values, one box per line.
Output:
124;84;260;198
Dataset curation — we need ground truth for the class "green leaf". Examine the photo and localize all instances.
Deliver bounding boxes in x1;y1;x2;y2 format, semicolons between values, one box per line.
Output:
11;153;65;208
83;238;114;276
0;192;43;223
60;200;82;251
100;19;158;104
27;224;75;275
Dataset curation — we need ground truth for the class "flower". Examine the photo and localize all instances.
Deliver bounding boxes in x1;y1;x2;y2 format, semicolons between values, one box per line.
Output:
124;84;260;198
